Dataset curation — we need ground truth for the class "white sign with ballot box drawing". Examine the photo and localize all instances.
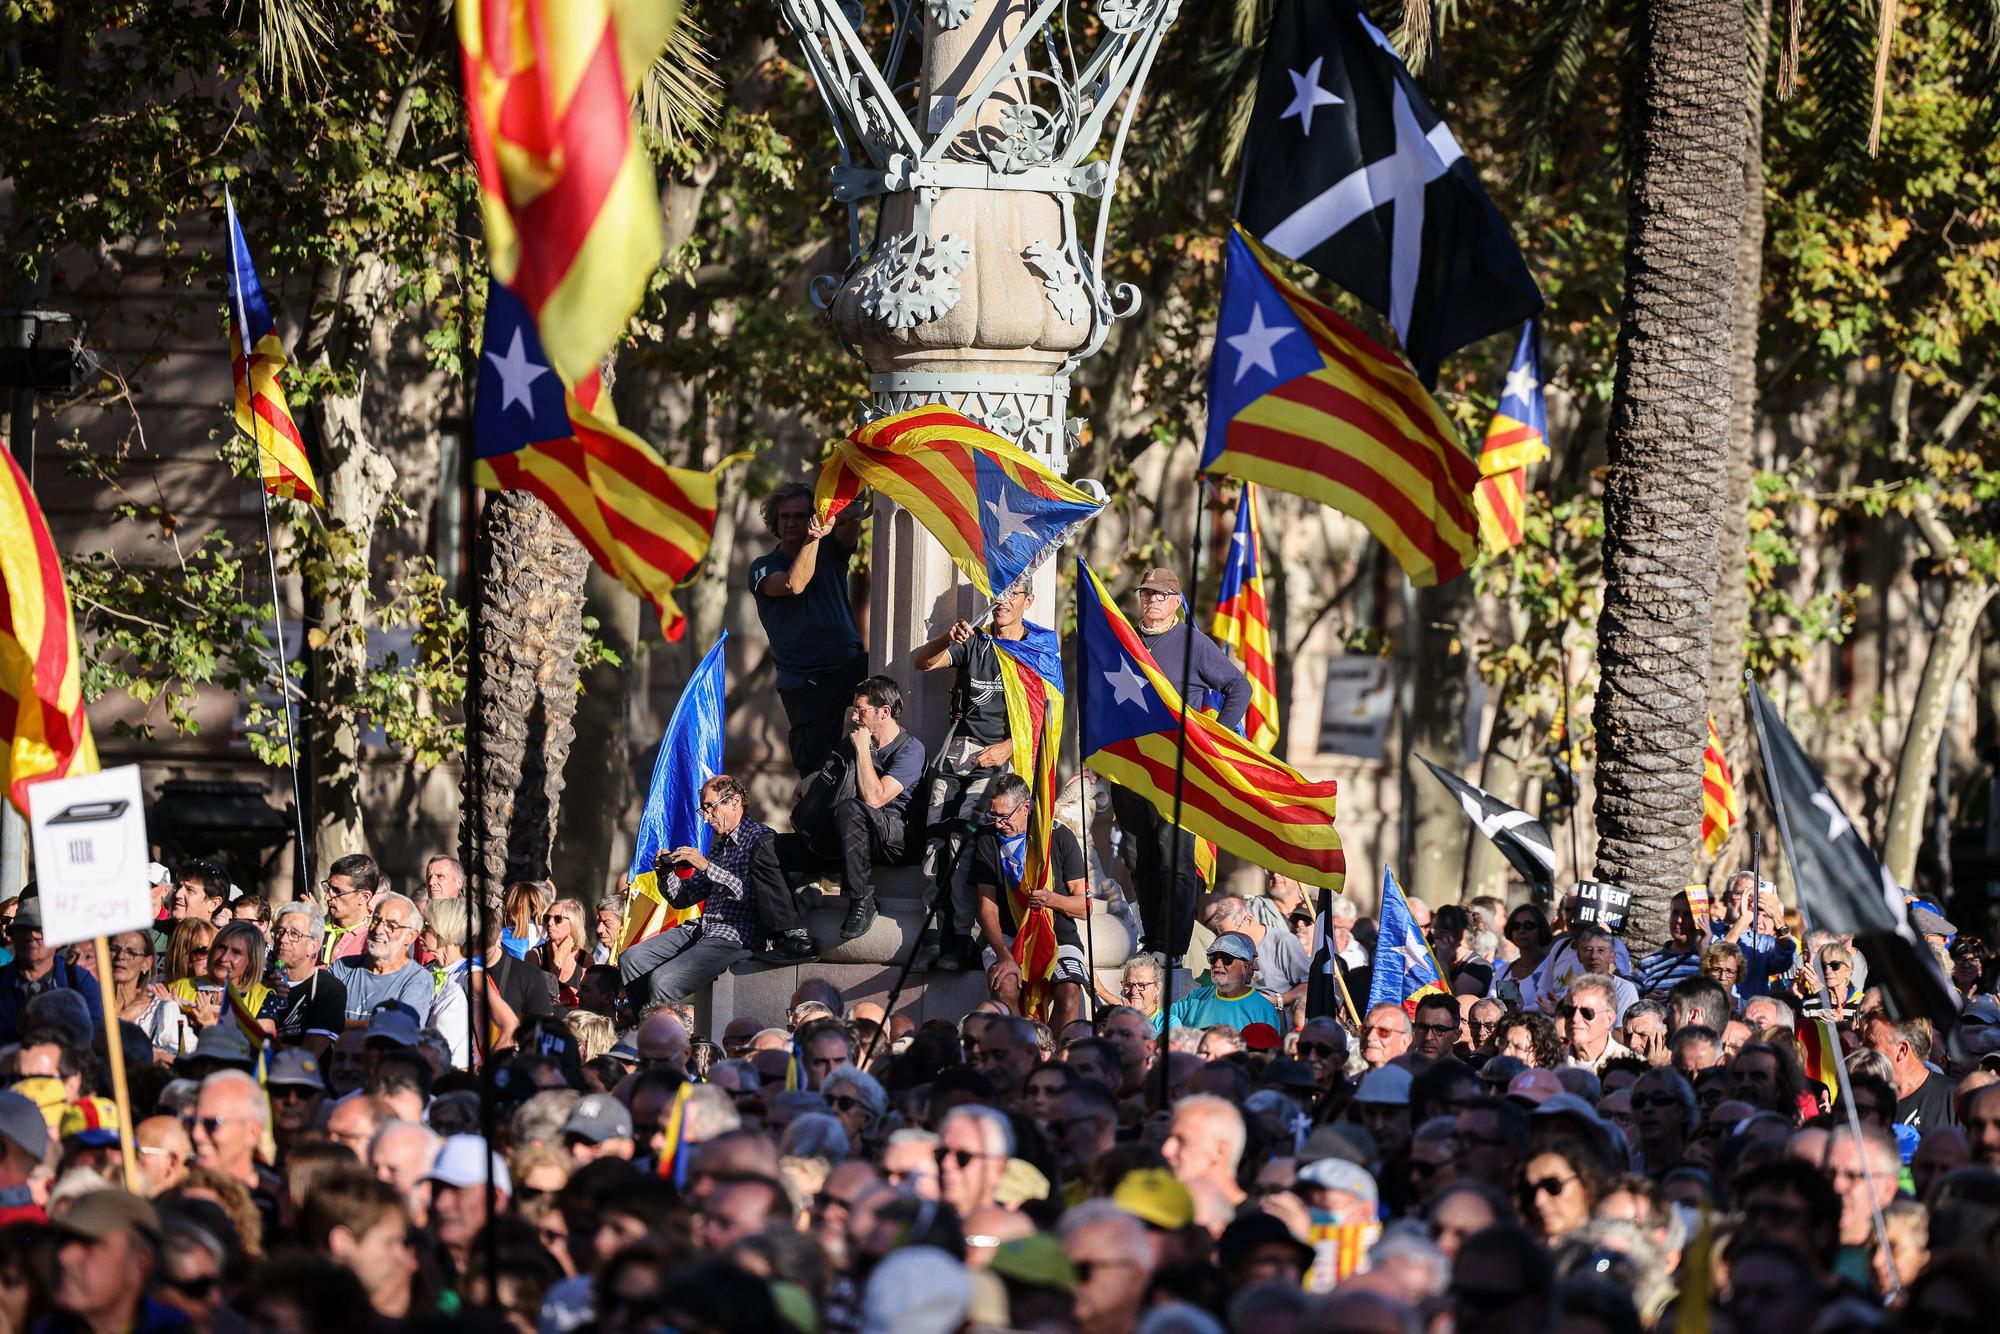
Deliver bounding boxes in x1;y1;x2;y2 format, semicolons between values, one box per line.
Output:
26;765;152;949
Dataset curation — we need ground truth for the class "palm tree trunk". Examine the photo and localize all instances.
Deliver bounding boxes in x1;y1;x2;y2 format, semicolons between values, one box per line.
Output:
549;566;644;909
1706;0;1773;877
463;491;594;907
1593;0;1747;948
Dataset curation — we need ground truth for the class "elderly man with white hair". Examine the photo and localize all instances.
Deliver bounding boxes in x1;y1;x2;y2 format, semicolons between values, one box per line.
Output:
1328;896;1367;970
936;1105;1013;1217
189;1069;270;1194
330;890;435;1027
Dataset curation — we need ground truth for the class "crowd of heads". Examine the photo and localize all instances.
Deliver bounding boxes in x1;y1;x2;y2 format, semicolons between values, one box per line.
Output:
2;856;1999;1334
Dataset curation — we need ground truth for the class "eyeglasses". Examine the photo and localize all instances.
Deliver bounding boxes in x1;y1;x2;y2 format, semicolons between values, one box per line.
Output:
1121;981;1159;994
161;1275;219;1300
1207;954;1247;969
1414;1021;1459;1037
936;1146;993;1170
699;796;736;813
1073;1258;1140;1283
1557;1004;1599;1022
1527;1174;1579;1197
828;1094;866;1114
1362;1024;1406;1040
272;928;311;944
107;946;150;961
1298;1041;1342;1059
541;914;565;925
322;881;366;900
366;915;413;933
1136;590;1177;601
180;1115;252;1137
268;1085;318;1102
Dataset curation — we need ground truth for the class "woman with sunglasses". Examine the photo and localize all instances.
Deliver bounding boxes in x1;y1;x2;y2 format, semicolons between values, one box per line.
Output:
1492;905;1552;1010
534;898;591;1011
169;920;279;1035
107;928;193;1062
1516;1136;1609;1243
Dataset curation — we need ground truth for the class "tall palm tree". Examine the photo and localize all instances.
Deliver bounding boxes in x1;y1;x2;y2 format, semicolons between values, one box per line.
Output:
464;491;595;905
1592;0;1746;945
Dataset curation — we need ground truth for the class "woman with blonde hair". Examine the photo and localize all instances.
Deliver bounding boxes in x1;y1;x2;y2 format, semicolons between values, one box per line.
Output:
566;1008;615;1064
1701;940;1746;1004
501;880;552;960
535;897;590;1009
169;919;279;1034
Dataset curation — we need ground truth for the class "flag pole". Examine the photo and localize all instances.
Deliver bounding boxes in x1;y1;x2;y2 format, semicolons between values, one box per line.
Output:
1071;561;1097;1021
224;187;314;896
1556;621;1582;886
1158;473;1208;1114
1745;672;1900;1300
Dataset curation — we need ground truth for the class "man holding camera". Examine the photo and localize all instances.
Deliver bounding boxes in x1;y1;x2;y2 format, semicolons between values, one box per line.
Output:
620;775;817;1008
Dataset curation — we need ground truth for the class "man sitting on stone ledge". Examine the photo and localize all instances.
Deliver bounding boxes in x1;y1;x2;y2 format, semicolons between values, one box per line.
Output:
972;774;1091;1032
621;775;816;1009
784;675;926;942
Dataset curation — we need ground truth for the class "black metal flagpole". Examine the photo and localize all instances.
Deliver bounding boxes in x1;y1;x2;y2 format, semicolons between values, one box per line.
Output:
1157;476;1208;1114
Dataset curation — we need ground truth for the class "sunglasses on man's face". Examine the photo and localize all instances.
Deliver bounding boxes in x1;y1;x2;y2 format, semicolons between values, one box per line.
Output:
1557;1003;1599;1022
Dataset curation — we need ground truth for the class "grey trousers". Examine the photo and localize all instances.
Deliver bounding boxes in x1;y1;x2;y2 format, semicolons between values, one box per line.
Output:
618;924;748;1006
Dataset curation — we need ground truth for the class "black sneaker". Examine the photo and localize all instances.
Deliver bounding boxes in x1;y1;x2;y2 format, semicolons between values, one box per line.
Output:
933;938;979;972
839;896;879;940
910;929;943;971
755;930;818;964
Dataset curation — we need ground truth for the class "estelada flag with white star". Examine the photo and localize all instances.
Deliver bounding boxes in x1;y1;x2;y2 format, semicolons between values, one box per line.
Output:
1747;680;1955;1029
1201;225;1481;587
1076;557;1345;891
1211;483;1279;751
1366;865;1449;1016
816;407;1104;599
473;280;729;641
1234;0;1542;387
1475;321;1549;554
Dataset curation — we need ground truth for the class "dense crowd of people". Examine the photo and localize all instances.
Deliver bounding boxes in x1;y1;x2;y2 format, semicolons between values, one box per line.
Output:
0;843;1997;1334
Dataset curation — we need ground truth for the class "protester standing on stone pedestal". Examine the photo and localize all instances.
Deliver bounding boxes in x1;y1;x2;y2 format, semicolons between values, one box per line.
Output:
750;482;868;777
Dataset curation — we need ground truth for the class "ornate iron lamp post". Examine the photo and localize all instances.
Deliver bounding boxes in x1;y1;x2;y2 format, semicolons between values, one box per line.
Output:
777;0;1181;739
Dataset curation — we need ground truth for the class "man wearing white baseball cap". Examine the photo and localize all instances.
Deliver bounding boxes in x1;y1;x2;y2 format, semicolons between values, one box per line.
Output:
423;1134;510;1286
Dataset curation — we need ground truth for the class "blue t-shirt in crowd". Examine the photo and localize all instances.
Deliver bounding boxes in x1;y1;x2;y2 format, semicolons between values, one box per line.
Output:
750;539;863;690
1166;984;1284;1033
868;729;927;815
330;958;436;1023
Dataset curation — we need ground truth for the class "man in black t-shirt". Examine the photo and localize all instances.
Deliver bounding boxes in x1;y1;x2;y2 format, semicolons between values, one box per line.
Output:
910;586;1036;972
968;772;1092;1031
1864;1011;1958;1129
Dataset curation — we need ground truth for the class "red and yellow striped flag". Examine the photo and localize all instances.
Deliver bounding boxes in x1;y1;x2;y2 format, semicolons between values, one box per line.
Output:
993;630;1064;1021
816;408;1105;599
224;191;321;506
1212;483;1279;751
474;282;729;642
1200;227;1481;588
1076;559;1344;891
459;0;678;385
0;450;97;814
1474;321;1548;554
1701;717;1739;857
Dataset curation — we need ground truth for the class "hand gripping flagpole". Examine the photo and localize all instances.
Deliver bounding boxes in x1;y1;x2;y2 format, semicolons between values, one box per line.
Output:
1745;671;1900;1300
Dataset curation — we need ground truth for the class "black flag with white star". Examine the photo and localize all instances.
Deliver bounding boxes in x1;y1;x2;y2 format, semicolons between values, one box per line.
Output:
1747;681;1956;1029
1235;0;1542;387
1305;884;1370;1025
1417;755;1558;898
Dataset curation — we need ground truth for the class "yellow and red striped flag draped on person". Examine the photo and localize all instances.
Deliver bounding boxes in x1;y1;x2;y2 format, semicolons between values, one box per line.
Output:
1200;227;1481;588
815;409;1106;599
458;0;677;386
1075;559;1345;891
1211;483;1279;750
223;191;321;506
473;282;729;642
0;449;97;815
1474;321;1548;554
1795;1014;1841;1107
991;626;1065;1021
1701;716;1740;858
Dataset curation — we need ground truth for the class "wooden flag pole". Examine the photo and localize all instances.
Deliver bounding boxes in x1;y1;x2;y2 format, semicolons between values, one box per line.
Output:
90;935;141;1194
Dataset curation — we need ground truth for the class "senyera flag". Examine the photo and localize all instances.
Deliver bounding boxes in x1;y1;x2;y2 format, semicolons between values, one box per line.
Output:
1211;482;1279;750
1701;716;1740;858
0;448;98;814
223;189;321;506
816;408;1105;600
1076;558;1344;891
459;0;677;385
473;281;731;642
992;623;1065;1020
